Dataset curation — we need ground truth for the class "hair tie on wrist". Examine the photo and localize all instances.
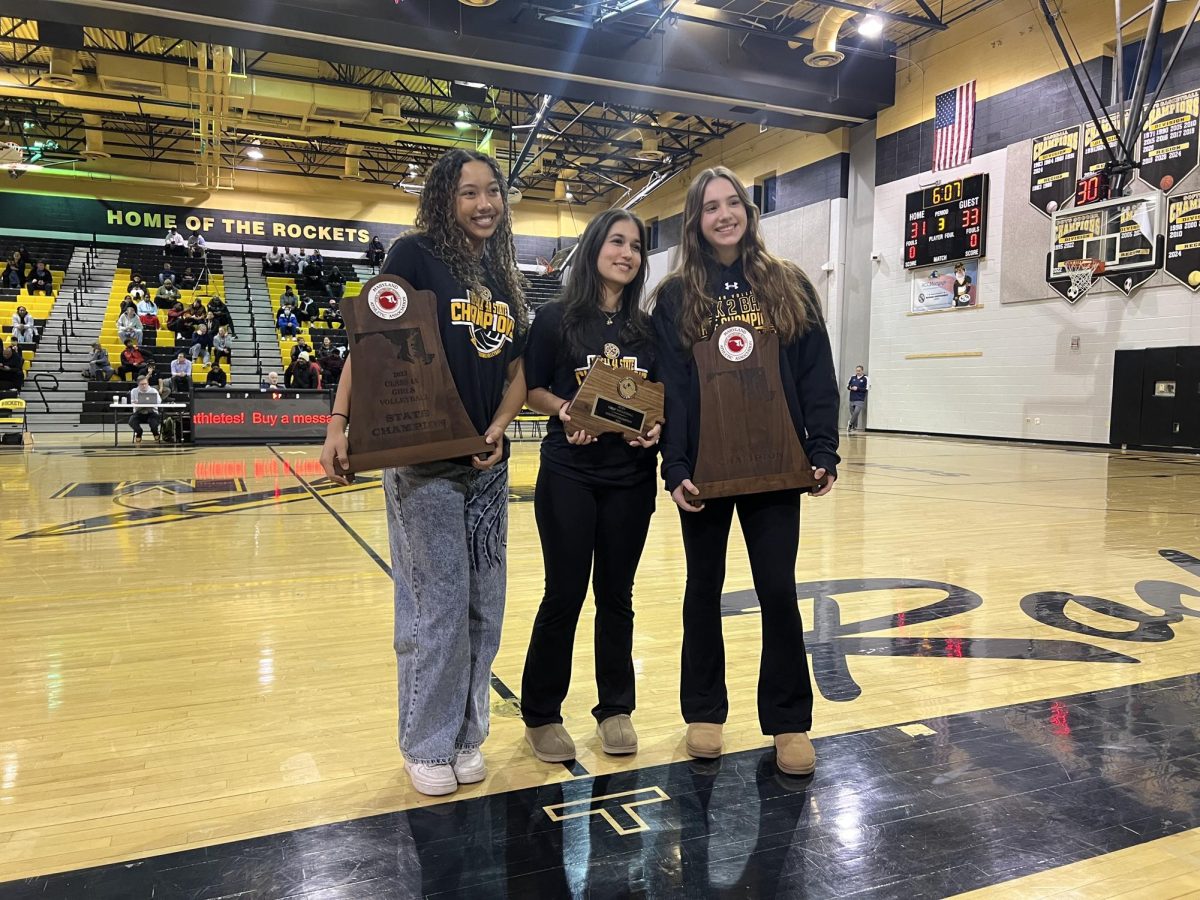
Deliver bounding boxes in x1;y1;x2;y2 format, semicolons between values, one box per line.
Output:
331;412;349;421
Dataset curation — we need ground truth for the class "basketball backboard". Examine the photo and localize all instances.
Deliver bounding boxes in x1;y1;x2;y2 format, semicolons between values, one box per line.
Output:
1049;193;1163;277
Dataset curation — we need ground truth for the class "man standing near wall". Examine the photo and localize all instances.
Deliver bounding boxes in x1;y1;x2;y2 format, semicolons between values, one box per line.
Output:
848;365;869;432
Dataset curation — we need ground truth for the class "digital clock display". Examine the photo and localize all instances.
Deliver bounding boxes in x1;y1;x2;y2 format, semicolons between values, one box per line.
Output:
903;173;990;269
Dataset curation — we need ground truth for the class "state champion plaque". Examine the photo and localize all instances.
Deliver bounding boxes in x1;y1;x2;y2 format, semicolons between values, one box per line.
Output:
691;319;825;500
336;274;491;474
566;361;665;442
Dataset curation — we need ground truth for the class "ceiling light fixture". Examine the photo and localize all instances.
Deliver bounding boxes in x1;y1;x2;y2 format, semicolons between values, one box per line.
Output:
245;139;264;160
858;13;884;38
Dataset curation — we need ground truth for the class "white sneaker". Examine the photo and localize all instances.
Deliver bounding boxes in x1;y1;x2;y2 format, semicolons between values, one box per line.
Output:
452;748;487;784
405;761;457;796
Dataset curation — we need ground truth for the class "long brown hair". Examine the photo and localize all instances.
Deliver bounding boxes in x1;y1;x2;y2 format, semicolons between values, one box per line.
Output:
414;149;529;332
654;166;822;347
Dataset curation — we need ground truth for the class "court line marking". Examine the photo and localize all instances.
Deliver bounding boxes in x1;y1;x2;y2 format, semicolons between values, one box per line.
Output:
266;446;588;778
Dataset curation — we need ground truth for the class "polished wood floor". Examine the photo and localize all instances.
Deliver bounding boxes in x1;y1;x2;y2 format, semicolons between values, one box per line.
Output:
1;432;1199;894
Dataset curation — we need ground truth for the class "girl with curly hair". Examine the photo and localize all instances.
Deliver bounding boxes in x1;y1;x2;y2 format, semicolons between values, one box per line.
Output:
320;148;528;796
651;166;839;776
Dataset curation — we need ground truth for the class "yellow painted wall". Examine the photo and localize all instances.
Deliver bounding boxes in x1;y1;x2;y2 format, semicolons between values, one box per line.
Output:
6;157;587;240
636;125;848;222
880;0;1200;138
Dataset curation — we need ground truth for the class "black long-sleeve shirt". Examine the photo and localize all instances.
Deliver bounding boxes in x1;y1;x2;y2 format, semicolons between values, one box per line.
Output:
651;257;840;493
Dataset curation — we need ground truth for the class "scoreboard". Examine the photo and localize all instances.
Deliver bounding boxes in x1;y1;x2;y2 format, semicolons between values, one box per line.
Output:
903;173;990;269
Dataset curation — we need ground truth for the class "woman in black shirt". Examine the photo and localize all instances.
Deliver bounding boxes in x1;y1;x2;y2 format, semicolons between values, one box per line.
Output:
520;210;661;764
319;149;528;798
651;166;839;776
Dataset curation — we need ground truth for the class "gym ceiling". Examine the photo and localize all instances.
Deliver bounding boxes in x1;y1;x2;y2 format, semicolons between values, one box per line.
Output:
0;1;980;203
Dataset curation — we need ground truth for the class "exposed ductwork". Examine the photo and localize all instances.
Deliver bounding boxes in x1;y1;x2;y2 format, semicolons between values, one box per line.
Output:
80;113;110;158
46;49;80;88
376;93;410;126
803;7;858;68
343;143;364;180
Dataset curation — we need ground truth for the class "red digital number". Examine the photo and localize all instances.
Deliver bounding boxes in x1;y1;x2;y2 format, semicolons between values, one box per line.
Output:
969;233;979;248
907;245;917;260
961;208;980;228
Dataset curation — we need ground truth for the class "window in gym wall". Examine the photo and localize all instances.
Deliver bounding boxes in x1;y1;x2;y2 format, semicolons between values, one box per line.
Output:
754;175;778;215
647;218;660;252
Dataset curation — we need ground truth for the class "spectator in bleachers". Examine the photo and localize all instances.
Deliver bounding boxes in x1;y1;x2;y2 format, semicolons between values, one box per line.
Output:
189;298;210;330
170;351;193;394
368;235;385;267
310;249;324;270
11;305;36;344
287;350;318;389
187;231;207;258
325;264;345;298
179;267;197;290
296;249;309;275
117;339;149;381
190;322;214;365
178;305;199;340
119;294;136;316
302;257;324;290
165;227;186;255
83;341;113;381
205;361;228;388
283;248;299;274
324;298;343;328
280;284;298;307
156;277;180;308
276;304;299;338
127;375;162;445
117;306;143;345
294;293;317;324
207;295;233;334
159;262;175;285
264;246;284;272
127;275;148;300
291;337;312;363
166;301;186;336
317;336;344;385
3;256;24;289
0;340;23;391
136;295;161;330
16;246;31;278
144;359;167;396
212;324;234;366
27;261;53;295
260;371;281;391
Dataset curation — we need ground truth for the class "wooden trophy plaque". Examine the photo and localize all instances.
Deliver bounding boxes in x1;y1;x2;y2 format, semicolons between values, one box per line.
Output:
691;319;825;500
337;274;491;474
566;361;665;442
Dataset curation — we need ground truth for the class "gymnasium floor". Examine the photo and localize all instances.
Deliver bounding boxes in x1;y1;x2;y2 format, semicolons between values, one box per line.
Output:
1;433;1198;898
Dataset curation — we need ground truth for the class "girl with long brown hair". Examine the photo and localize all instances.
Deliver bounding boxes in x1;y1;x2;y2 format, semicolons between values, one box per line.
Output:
651;166;839;775
319;149;528;797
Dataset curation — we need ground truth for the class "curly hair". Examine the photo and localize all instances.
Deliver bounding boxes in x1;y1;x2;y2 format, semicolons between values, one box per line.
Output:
414;149;528;332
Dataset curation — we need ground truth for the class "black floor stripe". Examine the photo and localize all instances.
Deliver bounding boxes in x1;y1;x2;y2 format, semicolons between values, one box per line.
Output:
4;672;1197;899
270;447;585;778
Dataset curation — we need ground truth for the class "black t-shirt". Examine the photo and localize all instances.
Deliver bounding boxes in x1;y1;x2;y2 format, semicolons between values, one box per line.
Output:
525;301;657;486
380;234;526;460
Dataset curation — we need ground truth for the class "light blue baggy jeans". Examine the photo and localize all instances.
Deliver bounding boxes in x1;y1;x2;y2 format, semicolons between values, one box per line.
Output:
384;459;509;766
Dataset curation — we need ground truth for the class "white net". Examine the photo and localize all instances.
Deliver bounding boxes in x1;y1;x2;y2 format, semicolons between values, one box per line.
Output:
1063;258;1102;300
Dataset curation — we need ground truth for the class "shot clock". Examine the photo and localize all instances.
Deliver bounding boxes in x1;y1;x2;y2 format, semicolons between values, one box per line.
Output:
903;173;990;268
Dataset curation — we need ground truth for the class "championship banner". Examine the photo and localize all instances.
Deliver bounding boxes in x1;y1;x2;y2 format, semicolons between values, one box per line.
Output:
1029;127;1080;216
1138;90;1200;193
1081;118;1119;176
1165;190;1200;292
0;192;404;254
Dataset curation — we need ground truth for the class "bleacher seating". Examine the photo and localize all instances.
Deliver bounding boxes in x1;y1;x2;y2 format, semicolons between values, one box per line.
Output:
0;237;77;384
525;272;561;312
266;261;359;382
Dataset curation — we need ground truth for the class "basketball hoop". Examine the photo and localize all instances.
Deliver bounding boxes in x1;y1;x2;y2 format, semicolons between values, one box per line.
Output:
1063;258;1104;300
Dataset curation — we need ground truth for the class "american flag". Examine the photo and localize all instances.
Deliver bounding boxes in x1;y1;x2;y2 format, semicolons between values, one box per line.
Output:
933;81;976;172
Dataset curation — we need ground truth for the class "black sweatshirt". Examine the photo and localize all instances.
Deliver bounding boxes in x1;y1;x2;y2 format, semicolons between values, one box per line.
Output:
651;257;840;493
